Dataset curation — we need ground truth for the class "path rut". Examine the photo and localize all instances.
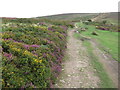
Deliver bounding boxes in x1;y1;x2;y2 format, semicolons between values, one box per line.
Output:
90;40;118;87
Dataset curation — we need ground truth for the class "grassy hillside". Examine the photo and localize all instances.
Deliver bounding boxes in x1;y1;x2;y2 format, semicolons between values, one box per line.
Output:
76;22;119;61
37;13;98;21
91;12;118;25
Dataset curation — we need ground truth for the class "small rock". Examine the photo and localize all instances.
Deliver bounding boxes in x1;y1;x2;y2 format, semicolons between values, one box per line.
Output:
79;82;82;84
67;81;70;83
81;86;84;88
68;75;71;77
60;80;65;83
68;84;71;86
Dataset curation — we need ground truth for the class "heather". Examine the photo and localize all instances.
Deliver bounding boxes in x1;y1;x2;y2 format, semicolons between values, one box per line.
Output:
1;18;73;88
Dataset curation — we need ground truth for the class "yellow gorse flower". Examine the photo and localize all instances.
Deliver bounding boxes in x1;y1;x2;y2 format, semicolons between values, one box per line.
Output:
23;50;32;56
11;72;14;74
12;48;21;52
9;44;16;48
33;58;42;63
34;58;38;62
39;60;42;63
0;33;2;36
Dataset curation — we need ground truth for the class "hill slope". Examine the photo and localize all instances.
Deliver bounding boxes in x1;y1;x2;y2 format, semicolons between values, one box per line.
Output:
91;12;118;24
37;13;99;21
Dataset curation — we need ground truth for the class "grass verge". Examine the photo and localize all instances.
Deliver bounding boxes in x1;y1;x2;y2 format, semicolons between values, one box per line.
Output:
83;40;115;88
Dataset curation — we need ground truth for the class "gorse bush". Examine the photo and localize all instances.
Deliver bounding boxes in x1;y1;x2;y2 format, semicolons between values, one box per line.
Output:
2;18;73;88
83;21;119;32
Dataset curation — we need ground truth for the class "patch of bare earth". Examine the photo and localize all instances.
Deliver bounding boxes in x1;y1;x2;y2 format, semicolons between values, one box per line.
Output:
90;40;118;87
54;30;100;88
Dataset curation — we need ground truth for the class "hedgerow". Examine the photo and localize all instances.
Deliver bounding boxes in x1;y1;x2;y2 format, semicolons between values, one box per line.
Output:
1;18;73;88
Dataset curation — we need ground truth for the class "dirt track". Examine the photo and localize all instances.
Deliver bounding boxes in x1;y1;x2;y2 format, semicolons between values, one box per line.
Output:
54;30;118;88
54;30;100;88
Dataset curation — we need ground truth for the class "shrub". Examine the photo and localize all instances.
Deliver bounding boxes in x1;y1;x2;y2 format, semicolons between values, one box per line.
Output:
2;18;71;88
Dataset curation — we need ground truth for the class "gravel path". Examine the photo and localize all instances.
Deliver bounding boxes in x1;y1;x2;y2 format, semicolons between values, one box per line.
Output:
54;30;100;88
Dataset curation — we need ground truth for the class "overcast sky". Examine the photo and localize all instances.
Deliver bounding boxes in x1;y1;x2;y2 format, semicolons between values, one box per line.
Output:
0;0;119;18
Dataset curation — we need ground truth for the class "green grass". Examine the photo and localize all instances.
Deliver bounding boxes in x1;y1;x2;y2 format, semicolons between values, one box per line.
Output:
102;18;118;25
82;40;115;88
76;22;119;61
74;32;115;88
74;33;115;88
